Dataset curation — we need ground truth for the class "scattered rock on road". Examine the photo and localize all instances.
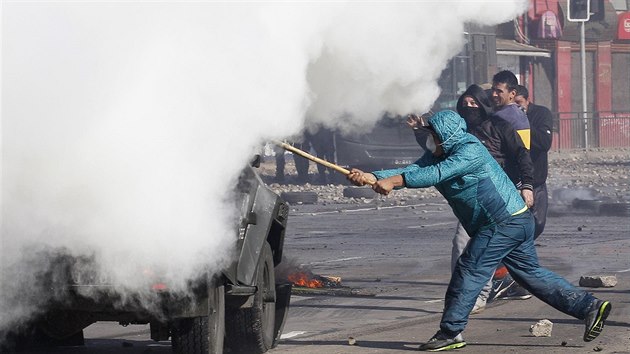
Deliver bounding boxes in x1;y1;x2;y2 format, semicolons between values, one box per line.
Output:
529;319;553;337
579;275;618;288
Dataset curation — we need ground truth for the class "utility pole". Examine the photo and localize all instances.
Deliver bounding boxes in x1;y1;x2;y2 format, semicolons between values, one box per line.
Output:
567;0;591;148
580;21;588;148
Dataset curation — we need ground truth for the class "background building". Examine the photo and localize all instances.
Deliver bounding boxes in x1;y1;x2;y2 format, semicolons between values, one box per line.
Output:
497;0;630;149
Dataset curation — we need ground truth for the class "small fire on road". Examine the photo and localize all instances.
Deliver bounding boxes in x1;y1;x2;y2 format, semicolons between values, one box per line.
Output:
287;270;341;289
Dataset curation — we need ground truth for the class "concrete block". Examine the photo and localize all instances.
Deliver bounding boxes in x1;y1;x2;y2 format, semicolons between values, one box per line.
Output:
529;319;553;337
579;275;618;288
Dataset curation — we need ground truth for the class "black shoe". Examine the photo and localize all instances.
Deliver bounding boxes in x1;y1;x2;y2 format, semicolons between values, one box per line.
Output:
488;276;513;301
494;282;532;300
419;331;466;351
584;300;611;342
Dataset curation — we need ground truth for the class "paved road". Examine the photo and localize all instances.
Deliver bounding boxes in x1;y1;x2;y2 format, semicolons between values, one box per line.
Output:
273;199;630;353
18;198;630;353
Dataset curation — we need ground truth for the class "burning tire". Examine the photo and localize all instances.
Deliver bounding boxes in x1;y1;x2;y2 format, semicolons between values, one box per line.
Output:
225;242;276;353
171;284;225;354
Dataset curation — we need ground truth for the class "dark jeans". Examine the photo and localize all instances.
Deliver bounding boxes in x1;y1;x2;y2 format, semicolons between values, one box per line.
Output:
441;211;595;336
531;183;548;239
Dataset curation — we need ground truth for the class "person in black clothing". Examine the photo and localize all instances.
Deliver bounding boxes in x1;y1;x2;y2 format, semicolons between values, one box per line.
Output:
274;135;311;184
455;85;534;194
515;85;553;239
456;84;535;307
306;126;336;185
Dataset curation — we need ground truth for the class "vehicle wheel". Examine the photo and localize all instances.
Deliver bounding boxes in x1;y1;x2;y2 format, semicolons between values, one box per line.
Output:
343;186;375;199
225;242;276;353
172;284;225;354
280;191;318;205
3;322;85;351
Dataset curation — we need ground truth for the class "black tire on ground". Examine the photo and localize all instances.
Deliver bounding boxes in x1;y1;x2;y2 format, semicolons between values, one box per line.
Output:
571;198;603;210
280;191;318;205
171;284;225;354
225;242;276;354
598;202;630;216
342;186;376;199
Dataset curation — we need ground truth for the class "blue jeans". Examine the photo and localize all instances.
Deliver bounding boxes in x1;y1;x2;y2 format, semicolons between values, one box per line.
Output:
440;210;596;336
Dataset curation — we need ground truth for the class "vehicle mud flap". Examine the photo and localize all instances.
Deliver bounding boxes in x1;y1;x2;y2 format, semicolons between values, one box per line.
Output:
272;282;292;348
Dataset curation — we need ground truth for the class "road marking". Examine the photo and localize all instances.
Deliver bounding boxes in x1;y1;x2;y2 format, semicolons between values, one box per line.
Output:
280;331;307;339
408;222;454;228
292;203;447;216
615;268;630;273
424;299;444;303
305;256;363;265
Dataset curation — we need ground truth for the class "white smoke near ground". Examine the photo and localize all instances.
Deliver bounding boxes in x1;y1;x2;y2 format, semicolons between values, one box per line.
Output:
0;1;527;332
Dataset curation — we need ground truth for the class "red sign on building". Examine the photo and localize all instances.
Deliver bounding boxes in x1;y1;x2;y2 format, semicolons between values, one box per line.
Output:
619;12;630;40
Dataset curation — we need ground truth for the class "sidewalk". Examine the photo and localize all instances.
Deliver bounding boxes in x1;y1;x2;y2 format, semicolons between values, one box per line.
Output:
274;272;630;353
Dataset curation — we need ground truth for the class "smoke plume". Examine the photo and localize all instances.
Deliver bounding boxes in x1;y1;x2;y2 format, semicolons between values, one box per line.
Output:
1;1;527;331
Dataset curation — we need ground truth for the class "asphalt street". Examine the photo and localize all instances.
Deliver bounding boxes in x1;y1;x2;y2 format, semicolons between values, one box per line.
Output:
272;198;630;353
15;197;630;353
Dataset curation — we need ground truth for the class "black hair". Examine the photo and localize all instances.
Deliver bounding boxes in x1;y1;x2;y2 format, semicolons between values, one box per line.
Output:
515;84;529;100
492;70;519;92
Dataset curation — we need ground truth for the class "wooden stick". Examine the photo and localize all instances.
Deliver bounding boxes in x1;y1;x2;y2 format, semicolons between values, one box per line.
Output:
273;141;375;186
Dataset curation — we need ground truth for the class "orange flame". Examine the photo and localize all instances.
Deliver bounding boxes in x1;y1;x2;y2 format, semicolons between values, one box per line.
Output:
288;271;324;288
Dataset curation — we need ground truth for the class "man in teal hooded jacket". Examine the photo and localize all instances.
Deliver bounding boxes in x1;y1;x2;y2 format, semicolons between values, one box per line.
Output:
347;110;610;351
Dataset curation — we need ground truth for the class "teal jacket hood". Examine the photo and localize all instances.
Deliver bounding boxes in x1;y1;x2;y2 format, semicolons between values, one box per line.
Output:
371;110;527;235
428;110;468;153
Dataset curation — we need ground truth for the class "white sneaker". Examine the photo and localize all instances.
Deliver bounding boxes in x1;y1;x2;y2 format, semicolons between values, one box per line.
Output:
471;297;486;315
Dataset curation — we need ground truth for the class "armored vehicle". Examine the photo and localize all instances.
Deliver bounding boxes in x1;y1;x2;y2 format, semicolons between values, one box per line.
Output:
3;156;291;354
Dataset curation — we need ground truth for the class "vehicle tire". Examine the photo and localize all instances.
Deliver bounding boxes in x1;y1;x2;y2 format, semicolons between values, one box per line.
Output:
3;322;85;351
171;284;225;354
225;242;276;354
343;186;376;199
280;191;318;205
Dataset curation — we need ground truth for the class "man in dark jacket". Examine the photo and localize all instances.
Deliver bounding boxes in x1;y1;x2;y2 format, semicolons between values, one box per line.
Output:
346;110;611;352
491;70;531;149
456;84;534;194
515;85;553;239
452;84;535;310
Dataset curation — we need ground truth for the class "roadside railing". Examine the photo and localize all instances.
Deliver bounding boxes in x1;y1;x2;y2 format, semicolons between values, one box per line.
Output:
552;111;630;150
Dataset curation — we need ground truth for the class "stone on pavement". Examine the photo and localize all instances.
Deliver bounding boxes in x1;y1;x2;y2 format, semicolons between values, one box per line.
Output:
579;275;618;288
529;319;553;337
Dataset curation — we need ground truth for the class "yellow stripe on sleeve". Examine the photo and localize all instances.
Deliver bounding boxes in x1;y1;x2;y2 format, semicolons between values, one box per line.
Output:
516;129;531;150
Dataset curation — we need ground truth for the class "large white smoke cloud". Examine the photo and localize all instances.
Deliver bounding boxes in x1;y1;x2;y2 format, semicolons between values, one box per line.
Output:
0;1;527;331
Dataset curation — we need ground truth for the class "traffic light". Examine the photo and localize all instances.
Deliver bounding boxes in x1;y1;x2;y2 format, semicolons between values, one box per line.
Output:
567;0;590;22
